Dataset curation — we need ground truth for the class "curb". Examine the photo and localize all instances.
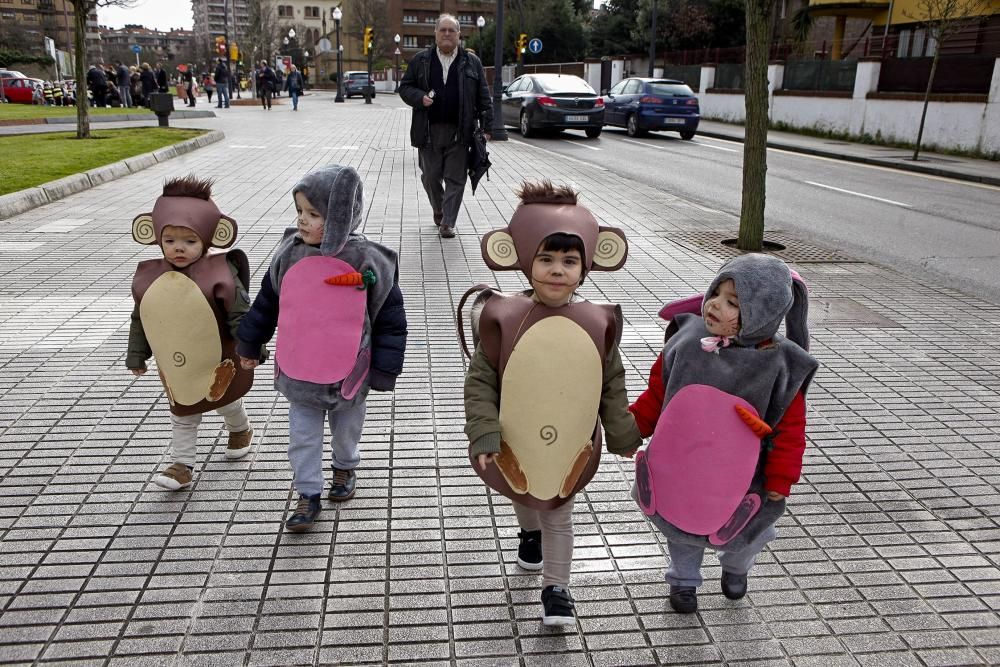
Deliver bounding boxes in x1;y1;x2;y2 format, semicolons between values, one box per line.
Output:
694;128;1000;187
0;129;225;221
0;109;216;127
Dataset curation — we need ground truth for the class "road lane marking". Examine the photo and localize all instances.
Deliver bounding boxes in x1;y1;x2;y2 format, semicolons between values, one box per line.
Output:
289;144;306;148
231;144;266;148
620;137;738;153
321;146;359;150
506;138;607;171
565;141;601;151
805;181;912;208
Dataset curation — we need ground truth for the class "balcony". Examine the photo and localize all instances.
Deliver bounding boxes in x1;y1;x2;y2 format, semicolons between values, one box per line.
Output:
805;0;889;19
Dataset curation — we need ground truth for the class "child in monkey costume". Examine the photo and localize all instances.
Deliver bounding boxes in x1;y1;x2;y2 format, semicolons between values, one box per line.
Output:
127;176;255;491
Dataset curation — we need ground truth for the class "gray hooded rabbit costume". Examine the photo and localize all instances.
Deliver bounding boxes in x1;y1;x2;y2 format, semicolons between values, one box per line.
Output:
237;165;407;410
632;254;819;554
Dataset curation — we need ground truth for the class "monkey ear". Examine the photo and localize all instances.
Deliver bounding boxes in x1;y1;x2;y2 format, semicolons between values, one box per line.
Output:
210;215;238;248
591;228;628;271
481;230;519;270
132;214;156;245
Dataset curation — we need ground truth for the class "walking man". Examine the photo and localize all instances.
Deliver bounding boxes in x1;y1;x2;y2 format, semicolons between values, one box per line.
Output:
257;61;275;110
215;59;231;108
116;61;132;107
285;64;304;111
399;14;492;238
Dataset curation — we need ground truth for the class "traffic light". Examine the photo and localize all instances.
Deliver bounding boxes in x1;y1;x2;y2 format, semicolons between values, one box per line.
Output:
518;33;528;54
215;35;226;55
363;26;374;55
229;42;238;61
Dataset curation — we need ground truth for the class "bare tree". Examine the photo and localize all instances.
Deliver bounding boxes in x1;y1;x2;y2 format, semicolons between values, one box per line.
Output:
67;0;137;139
904;0;990;160
245;0;281;67
349;0;389;61
736;0;778;251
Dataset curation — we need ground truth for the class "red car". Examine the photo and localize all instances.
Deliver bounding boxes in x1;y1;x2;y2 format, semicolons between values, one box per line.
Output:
1;77;39;104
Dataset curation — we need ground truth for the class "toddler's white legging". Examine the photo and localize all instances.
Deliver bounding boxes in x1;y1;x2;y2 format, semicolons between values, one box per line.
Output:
512;497;575;589
169;399;250;468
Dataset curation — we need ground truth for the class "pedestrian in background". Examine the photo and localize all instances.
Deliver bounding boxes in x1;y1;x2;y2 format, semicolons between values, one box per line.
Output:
462;181;640;625
628;254;818;614
86;64;108;107
202;71;215;105
398;14;492;239
256;60;275;110
214;58;230;108
154;62;168;93
139;63;156;106
116;61;132;107
183;65;196;107
127;176;256;491
237;165;407;532
285;64;304;111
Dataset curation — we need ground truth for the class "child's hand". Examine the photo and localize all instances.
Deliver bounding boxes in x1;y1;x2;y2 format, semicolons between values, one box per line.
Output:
239;357;259;370
476;453;497;471
130;367;146;377
766;491;785;501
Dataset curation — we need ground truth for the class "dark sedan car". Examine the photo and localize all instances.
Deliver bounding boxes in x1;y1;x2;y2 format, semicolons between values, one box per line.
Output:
344;71;375;98
501;73;604;138
602;78;700;139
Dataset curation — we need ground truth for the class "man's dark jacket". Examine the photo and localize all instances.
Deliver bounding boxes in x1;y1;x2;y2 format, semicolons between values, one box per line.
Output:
398;46;492;148
214;62;230;83
117;64;130;87
155;68;168;92
86;67;107;90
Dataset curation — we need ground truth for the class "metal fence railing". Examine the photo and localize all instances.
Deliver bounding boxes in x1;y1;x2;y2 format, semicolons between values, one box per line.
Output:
783;59;858;92
713;63;743;90
877;55;995;94
661;65;701;91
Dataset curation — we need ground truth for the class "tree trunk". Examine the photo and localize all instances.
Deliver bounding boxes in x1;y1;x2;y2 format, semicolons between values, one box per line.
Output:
72;1;91;139
912;48;939;161
738;0;774;252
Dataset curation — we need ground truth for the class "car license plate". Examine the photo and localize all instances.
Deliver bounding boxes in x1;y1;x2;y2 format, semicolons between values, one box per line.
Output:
664;118;686;124
565;115;588;122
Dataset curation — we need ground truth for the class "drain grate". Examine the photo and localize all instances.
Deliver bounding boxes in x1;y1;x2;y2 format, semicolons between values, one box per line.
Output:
661;229;861;264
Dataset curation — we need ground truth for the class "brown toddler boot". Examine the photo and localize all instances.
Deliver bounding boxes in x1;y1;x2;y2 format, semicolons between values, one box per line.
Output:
225;427;253;460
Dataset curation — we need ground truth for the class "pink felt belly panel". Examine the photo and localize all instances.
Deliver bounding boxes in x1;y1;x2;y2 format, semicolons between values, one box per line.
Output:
276;256;366;384
639;384;762;536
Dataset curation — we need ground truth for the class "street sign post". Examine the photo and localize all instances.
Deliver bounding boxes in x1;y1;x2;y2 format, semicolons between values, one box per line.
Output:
528;38;542;54
131;44;141;66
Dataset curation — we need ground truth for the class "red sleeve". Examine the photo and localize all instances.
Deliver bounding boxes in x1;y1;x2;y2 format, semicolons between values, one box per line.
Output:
764;391;807;496
628;353;665;438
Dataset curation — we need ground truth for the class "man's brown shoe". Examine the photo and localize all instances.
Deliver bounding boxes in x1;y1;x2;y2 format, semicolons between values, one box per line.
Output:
439;225;456;239
225;427;253;460
433;212;443;227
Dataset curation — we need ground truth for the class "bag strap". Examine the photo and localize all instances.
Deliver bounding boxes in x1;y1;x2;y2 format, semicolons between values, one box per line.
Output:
456;283;494;359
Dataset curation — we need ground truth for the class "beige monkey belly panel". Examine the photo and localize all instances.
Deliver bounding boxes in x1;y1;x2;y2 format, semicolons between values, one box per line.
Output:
499;316;603;500
140;272;223;406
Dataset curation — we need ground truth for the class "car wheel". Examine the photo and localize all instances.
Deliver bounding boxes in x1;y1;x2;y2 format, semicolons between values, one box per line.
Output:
585;127;602;138
520;110;535;138
626;114;646;137
680;130;696;140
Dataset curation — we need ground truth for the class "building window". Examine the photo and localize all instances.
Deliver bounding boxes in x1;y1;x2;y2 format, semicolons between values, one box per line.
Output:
402;14;417;23
277;5;293;17
458;14;472;24
403;35;417;47
305;6;319;18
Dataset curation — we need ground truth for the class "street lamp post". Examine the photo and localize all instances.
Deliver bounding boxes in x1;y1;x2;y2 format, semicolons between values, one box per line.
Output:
333;6;344;102
491;2;508;140
393;33;401;92
476;15;485;44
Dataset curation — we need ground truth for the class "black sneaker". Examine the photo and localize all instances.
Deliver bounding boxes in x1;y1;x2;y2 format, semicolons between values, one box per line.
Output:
541;585;576;626
328;467;356;501
517;529;543;571
721;571;748;600
669;585;698;614
286;494;321;532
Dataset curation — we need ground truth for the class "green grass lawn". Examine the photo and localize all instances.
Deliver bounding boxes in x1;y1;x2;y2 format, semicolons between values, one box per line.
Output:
0;105;155;121
0;128;205;195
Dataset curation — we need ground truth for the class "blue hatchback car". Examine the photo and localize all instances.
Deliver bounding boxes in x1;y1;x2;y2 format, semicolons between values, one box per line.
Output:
602;78;700;139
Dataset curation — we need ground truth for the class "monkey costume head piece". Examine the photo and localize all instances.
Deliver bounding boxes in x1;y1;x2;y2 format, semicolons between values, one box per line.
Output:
131;176;238;251
479;180;628;282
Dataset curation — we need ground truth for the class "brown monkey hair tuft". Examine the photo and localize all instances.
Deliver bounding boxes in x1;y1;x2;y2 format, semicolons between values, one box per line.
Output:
162;175;214;200
515;180;578;206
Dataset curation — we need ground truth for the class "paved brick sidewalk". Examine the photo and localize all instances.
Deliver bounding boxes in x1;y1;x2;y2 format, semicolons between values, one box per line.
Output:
1;91;999;666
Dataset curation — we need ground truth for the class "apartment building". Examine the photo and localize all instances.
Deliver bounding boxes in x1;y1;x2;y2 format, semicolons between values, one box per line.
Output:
191;0;249;40
0;0;103;63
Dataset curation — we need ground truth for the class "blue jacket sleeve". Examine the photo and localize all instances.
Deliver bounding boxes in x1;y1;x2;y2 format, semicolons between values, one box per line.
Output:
369;281;407;391
236;271;279;362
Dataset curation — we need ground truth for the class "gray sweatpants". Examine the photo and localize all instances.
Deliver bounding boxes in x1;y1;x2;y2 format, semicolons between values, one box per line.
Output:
288;401;366;497
418;122;467;229
665;524;778;588
513;497;575;588
169;398;250;468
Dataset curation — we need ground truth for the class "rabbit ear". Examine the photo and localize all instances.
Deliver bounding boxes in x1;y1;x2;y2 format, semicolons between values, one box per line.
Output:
784;274;810;351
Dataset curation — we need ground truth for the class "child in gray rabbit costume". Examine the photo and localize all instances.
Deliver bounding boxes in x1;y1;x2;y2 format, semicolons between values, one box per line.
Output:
628;254;819;613
238;165;407;532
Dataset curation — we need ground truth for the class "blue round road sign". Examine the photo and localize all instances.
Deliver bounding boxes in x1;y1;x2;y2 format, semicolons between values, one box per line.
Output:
528;38;542;54
131;45;141;54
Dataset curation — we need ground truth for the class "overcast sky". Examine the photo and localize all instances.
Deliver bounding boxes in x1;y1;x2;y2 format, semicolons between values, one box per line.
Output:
98;0;193;31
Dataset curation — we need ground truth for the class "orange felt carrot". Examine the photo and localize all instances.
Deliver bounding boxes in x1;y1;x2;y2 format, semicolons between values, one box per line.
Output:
735;404;773;438
325;272;364;287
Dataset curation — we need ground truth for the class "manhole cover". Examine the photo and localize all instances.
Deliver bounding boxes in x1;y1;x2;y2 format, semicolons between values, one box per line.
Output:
661;230;860;263
810;297;901;327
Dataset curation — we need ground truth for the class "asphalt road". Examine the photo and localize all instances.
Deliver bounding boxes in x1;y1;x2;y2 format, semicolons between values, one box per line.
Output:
504;126;1000;303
